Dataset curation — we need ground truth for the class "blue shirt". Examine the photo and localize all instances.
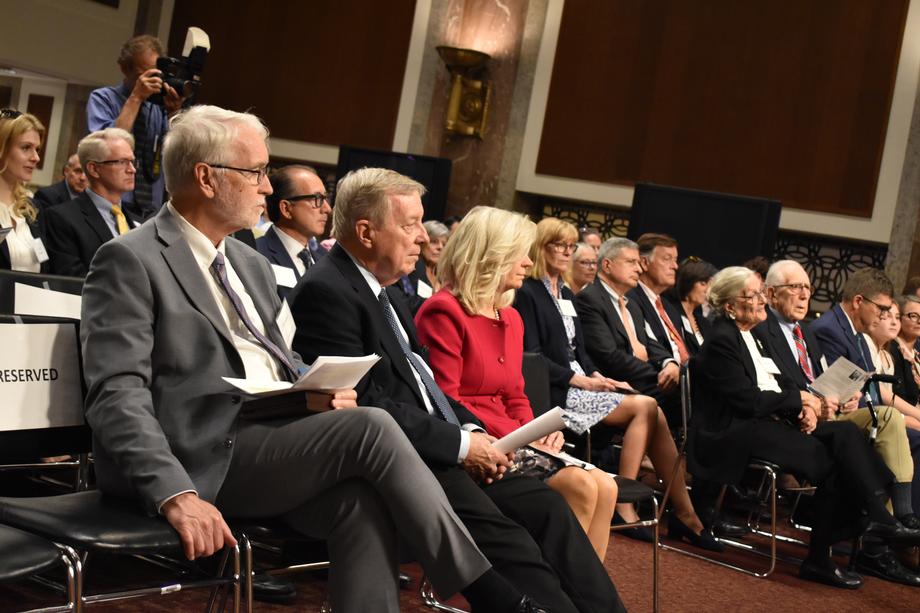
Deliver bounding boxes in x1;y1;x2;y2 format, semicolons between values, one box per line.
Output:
84;188;121;238
86;83;168;212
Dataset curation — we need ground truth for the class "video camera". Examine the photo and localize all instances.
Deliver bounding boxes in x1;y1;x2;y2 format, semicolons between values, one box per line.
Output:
149;27;210;107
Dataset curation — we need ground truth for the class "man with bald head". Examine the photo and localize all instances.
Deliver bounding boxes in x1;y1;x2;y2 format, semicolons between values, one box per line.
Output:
33;154;88;209
257;165;330;299
755;260;920;586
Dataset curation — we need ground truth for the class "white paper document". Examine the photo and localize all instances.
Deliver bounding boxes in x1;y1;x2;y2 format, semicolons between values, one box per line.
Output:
492;407;567;454
14;283;82;320
808;357;870;400
223;354;381;397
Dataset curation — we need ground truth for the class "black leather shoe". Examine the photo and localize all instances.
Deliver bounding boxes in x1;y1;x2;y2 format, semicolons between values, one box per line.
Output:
252;573;297;604
856;551;920;587
864;520;920;545
799;558;862;589
900;514;920;530
612;511;654;543
711;519;749;537
514;595;551;613
667;514;725;552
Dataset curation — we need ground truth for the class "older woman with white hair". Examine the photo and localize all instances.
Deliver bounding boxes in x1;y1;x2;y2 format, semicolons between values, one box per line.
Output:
415;206;618;561
410;219;449;296
693;266;919;588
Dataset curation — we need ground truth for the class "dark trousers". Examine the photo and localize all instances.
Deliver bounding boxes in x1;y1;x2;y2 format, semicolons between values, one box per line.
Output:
908;428;920;514
747;420;892;555
432;466;626;613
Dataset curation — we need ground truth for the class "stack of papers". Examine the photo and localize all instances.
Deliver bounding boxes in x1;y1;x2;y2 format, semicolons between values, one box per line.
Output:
224;354;380;397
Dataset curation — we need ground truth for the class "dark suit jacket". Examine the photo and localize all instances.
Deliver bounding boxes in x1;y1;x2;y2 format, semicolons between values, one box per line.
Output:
32;181;74;210
513;278;598;409
574;279;672;394
256;226;328;300
288;244;481;467
889;340;920;405
81;206;304;514
44;192;141;277
753;309;825;392
810;304;871;371
690;316;802;484
628;283;688;358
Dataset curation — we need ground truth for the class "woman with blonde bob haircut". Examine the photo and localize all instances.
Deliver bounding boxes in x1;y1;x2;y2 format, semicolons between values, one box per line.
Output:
513;217;722;551
0;109;48;271
416;206;619;560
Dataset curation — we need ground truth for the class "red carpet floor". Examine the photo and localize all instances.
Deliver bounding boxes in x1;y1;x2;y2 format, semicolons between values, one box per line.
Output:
2;531;919;612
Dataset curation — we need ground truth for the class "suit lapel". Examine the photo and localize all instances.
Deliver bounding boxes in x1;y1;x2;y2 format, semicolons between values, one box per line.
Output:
267;227;300;279
763;311;804;388
832;305;863;359
329;246;426;401
592;282;630;345
630;287;666;344
801;323;825;377
78;193;117;244
227;239;289;353
155;210;235;348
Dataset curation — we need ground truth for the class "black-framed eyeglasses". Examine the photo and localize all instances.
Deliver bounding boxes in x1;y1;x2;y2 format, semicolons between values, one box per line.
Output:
772;282;812;294
206;163;270;185
91;158;138;169
575;259;597;268
860;295;893;319
0;109;22;120
284;193;330;209
548;241;577;253
901;312;920;323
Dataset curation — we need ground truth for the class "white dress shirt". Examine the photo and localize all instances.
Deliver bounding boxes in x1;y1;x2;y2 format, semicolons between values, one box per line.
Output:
274;226;308;277
638;280;681;361
771;307;815;375
345;249;472;462
740;330;782;393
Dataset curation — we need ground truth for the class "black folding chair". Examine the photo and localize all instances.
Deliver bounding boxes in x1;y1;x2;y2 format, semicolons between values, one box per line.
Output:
0;523;78;612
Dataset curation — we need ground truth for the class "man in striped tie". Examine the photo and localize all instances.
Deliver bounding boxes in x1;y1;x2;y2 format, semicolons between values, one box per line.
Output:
756;260;920;586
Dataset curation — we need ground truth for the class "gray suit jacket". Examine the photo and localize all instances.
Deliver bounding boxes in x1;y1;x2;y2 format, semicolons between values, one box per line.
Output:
80;205;303;514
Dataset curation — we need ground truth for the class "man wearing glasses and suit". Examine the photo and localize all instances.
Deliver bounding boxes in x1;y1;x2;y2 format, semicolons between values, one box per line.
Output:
256;165;330;300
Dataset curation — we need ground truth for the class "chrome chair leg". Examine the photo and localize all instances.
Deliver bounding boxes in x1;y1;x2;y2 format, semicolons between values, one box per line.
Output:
419;576;469;613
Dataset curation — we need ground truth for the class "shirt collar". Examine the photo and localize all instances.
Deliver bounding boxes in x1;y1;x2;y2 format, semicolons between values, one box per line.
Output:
770;306;797;329
638;279;659;303
274;226;306;262
839;304;859;336
85;187;119;211
166;202;225;269
599;278;625;303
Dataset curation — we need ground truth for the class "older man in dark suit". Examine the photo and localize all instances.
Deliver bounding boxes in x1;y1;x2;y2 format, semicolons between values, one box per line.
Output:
289;167;626;613
256;165;330;300
44;129;143;276
80;105;522;613
32;153;87;210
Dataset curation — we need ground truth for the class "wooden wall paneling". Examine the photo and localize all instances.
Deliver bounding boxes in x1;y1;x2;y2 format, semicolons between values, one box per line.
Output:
26;94;54;171
536;0;909;219
169;0;416;151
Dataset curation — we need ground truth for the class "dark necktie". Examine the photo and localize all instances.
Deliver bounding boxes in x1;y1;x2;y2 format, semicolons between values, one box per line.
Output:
792;323;814;383
211;252;297;382
855;332;881;405
377;288;459;425
297;248;314;273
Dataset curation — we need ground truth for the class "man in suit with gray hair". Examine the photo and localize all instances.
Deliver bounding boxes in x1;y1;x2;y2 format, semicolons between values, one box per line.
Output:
80;104;533;613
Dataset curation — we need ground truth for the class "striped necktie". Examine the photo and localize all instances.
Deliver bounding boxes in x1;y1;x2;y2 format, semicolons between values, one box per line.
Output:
792;323;814;383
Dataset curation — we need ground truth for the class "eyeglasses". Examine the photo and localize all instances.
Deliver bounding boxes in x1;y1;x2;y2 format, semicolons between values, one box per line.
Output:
860;295;893;319
901;312;920;323
207;163;270;185
548;242;577;254
91;158;138;169
772;282;812;294
0;109;22;120
575;259;597;268
735;290;766;303
284;193;330;209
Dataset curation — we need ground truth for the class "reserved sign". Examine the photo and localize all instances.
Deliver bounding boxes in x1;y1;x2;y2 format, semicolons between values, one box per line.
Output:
0;323;83;431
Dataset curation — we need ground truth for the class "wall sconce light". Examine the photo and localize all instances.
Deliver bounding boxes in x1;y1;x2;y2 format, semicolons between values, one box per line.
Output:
437;45;491;139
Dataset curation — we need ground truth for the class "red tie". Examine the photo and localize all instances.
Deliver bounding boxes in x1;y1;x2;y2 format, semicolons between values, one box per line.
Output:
792;323;814;383
655;296;689;364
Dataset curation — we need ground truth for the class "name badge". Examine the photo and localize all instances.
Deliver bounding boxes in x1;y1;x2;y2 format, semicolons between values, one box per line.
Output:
760;357;781;375
820;355;829;372
271;264;297;288
416;280;433;299
558;299;578;317
32;238;50;263
275;300;296;349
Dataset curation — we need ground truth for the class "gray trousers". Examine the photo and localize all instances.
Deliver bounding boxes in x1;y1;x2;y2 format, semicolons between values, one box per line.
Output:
216;406;489;613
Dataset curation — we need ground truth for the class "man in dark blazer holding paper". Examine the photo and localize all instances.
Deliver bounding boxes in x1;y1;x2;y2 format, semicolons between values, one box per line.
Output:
80;106;523;613
289;167;626;613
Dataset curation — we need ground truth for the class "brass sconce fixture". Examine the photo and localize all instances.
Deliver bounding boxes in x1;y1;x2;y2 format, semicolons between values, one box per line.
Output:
437;45;491;139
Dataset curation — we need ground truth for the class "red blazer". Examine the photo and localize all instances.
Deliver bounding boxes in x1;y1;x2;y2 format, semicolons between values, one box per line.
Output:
415;290;534;437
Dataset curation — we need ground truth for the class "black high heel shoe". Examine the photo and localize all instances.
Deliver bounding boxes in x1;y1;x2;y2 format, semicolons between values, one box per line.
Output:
667;514;725;552
612;511;655;543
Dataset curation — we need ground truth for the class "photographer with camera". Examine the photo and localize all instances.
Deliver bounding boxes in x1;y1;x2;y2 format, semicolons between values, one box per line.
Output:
87;35;187;219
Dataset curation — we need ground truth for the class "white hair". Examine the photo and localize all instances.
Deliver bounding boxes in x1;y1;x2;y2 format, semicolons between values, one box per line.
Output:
77;128;135;169
708;266;756;313
764;259;805;288
162;105;268;193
